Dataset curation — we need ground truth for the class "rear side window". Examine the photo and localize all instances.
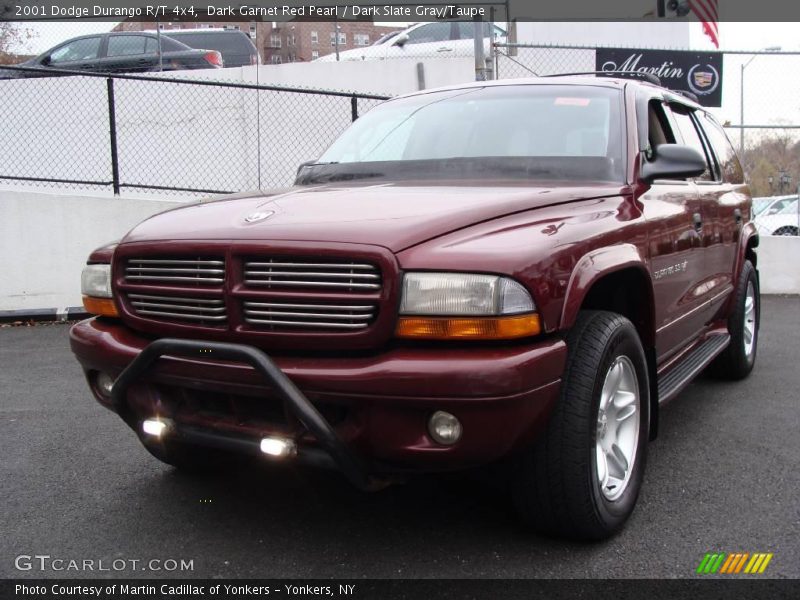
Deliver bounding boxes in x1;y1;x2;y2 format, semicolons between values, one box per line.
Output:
668;106;714;181
698;113;744;184
166;32;252;53
107;35;154;57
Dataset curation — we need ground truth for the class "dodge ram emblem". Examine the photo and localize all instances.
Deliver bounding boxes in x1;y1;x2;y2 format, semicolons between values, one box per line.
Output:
244;210;275;223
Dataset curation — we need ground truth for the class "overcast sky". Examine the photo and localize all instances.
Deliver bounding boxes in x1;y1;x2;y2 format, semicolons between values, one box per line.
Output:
18;21;800;55
15;20;800;126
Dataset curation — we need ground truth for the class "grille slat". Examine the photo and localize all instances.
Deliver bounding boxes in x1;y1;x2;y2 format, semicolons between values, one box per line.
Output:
244;270;380;280
127;292;227;326
244;259;381;291
126;257;225;286
243;299;376;331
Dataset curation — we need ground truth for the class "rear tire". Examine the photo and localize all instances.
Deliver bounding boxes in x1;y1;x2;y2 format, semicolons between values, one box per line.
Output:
773;226;798;236
512;311;650;540
708;259;759;380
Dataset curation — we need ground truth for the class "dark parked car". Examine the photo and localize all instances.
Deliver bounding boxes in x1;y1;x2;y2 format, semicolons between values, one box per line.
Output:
161;29;260;67
7;32;222;76
71;75;759;540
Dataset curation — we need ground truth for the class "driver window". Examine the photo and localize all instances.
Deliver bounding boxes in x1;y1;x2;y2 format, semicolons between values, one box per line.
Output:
48;37;102;64
646;100;675;156
668;106;714;181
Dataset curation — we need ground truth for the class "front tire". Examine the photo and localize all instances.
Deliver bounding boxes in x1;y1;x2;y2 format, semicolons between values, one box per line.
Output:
512;311;650;540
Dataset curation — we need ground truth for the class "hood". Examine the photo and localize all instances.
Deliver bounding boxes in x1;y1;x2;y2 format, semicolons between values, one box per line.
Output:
121;181;626;253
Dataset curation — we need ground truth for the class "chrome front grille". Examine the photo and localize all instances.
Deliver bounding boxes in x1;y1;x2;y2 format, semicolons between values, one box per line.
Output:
243;259;381;291
125;258;225;286
243;301;376;330
128;293;227;325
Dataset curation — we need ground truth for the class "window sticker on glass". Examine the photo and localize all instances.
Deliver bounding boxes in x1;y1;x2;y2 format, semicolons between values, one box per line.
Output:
554;97;592;107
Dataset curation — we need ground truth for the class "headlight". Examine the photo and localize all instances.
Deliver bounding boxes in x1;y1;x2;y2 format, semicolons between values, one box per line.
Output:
81;264;118;317
400;272;534;316
396;272;540;340
81;264;113;298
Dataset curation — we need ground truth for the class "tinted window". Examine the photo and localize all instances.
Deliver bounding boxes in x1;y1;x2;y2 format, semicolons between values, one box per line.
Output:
315;85;624;182
157;37;188;52
406;23;451;44
165;32;252;53
455;22;505;40
48;37;102;63
699;113;744;183
107;35;154;57
669;106;713;181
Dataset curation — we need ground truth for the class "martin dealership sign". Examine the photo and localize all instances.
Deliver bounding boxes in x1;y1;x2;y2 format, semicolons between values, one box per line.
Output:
595;48;723;107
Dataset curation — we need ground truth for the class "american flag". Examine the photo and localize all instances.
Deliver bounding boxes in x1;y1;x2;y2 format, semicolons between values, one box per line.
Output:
690;0;720;48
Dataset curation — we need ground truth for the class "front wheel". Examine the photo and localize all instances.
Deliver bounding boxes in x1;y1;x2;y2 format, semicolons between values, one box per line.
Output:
512;311;650;540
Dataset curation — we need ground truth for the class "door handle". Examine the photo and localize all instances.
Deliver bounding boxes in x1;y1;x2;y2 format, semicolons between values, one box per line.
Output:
436;47;453;52
692;212;703;232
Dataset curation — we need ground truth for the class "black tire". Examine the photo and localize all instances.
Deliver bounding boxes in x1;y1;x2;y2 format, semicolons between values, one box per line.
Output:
512;311;650;541
773;226;798;237
708;259;759;380
142;437;233;474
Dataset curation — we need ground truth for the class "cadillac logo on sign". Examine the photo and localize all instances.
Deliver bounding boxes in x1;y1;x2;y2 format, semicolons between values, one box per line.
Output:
688;64;720;97
595;48;723;107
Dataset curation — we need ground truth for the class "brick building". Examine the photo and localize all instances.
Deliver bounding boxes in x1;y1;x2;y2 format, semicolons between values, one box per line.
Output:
114;21;399;63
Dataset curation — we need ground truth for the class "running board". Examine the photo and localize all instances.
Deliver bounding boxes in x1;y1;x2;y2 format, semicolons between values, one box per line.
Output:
657;334;730;404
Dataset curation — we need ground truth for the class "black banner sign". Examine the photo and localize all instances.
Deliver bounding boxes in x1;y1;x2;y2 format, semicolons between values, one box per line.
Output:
595;48;723;107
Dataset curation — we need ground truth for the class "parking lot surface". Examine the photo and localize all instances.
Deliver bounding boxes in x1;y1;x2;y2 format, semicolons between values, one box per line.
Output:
1;296;798;579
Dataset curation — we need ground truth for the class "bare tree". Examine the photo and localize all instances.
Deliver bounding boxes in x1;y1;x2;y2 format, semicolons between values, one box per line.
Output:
0;22;34;65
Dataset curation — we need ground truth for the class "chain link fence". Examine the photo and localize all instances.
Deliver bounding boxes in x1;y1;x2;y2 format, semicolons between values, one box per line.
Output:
0;65;388;196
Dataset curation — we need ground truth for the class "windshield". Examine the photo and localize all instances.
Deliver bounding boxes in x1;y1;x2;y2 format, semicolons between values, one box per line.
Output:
753;198;773;215
298;84;624;185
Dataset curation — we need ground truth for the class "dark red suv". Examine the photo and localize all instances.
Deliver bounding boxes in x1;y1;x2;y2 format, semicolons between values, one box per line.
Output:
70;76;759;540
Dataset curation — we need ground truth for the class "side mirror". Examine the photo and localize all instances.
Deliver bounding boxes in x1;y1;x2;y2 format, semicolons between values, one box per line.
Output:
393;33;409;48
640;144;707;183
40;56;51;66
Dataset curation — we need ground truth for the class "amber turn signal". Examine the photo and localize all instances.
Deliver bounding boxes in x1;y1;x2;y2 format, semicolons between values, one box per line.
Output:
82;296;119;318
396;314;541;340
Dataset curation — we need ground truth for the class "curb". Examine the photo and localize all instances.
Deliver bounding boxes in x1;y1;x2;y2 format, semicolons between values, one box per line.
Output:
0;307;90;323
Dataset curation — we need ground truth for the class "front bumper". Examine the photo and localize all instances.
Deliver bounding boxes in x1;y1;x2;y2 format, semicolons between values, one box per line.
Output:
70;318;566;479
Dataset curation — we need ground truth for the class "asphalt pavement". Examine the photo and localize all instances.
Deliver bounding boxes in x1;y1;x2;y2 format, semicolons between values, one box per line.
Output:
1;296;798;579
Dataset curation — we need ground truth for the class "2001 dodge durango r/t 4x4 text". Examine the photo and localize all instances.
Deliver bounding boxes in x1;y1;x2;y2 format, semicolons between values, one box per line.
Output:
71;75;760;540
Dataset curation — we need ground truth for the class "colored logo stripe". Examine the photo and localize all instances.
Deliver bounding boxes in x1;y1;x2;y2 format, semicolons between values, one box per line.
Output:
698;552;773;574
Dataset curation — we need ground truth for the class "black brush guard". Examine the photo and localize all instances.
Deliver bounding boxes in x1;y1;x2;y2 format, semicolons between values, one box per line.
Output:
110;338;373;491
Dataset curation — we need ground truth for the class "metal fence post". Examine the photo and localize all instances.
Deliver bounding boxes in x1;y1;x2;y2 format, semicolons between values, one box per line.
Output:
351;96;358;122
106;78;121;196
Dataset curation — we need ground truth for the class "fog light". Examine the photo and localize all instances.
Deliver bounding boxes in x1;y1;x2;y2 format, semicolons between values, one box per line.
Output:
260;436;297;458
96;372;115;397
142;418;172;438
428;411;462;446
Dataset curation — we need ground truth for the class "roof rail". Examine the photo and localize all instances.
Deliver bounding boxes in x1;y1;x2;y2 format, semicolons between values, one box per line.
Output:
673;90;700;103
541;71;662;86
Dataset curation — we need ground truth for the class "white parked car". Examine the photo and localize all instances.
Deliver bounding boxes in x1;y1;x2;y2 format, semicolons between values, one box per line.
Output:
753;195;799;236
315;22;506;62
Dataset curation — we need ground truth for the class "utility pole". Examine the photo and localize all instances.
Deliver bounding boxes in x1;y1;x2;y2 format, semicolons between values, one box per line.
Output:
473;16;489;81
